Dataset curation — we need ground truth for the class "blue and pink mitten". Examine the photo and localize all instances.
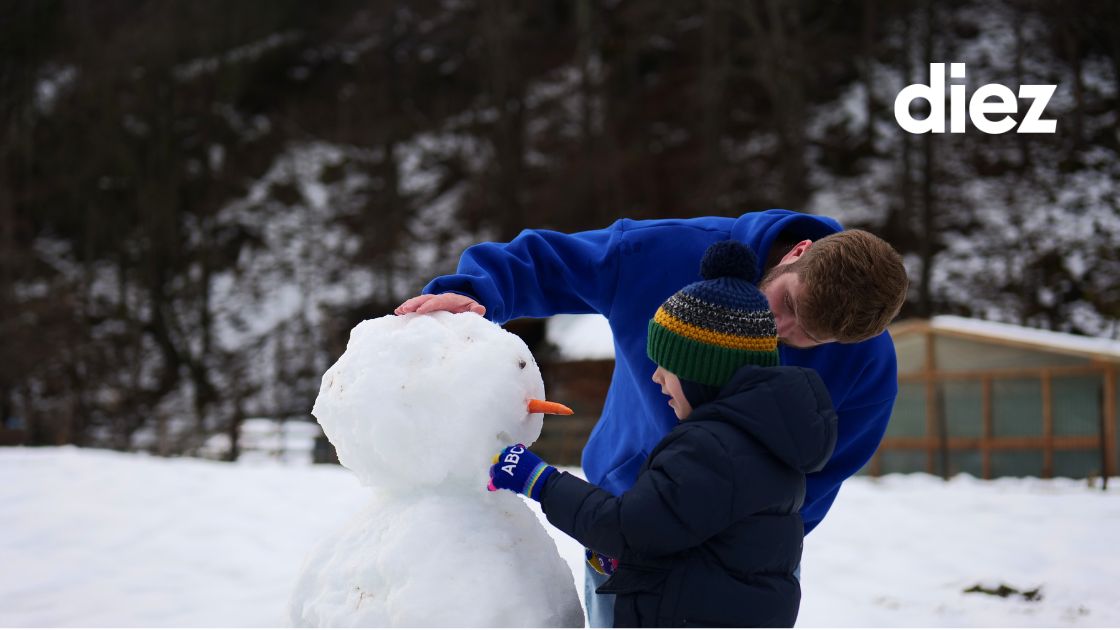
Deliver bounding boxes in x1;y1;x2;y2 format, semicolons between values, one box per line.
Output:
585;548;619;576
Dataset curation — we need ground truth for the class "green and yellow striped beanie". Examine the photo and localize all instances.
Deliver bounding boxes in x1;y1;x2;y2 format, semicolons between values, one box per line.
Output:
647;240;779;388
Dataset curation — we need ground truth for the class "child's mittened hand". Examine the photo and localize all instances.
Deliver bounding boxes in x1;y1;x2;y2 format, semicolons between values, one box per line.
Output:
487;444;556;501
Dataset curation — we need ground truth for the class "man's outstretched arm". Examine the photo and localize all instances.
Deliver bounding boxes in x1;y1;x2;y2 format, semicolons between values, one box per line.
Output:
397;222;625;323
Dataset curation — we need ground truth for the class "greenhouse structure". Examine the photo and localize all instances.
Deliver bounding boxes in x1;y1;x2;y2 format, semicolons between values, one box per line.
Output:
872;316;1119;481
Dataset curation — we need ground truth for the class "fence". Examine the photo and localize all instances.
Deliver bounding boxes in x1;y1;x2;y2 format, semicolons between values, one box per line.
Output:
870;362;1117;485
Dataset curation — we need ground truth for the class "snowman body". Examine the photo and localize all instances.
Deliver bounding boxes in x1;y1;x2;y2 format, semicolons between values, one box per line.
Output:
289;312;584;627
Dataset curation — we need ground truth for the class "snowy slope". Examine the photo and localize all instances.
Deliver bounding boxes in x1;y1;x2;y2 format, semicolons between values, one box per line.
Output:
1;447;1118;627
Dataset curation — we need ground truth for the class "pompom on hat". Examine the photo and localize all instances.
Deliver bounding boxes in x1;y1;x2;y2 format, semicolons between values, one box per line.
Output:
646;241;779;388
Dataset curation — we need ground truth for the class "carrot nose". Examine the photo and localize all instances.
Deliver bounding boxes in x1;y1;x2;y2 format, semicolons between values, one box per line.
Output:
527;399;573;415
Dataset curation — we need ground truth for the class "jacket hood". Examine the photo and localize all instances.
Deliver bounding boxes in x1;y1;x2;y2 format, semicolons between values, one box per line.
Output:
730;210;843;283
687;365;838;473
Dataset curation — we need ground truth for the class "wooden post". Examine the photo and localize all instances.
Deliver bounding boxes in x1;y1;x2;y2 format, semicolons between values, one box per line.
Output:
982;375;993;480
924;330;939;476
936;380;950;480
1102;365;1116;490
1042;370;1053;479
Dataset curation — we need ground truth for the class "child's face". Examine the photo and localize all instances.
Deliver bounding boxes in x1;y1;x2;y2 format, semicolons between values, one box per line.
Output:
652;366;692;420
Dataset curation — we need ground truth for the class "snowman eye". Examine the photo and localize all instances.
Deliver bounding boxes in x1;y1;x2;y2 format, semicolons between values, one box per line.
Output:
518;359;527;369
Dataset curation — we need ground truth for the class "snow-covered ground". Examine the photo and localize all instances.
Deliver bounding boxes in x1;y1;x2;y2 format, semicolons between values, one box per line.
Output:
2;447;1118;627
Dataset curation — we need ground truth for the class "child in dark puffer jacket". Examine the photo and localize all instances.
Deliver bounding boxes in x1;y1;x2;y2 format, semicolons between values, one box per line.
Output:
489;240;838;628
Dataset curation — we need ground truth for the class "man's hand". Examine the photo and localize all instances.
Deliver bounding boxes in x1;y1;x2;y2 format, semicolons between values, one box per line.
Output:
394;293;486;316
487;444;556;502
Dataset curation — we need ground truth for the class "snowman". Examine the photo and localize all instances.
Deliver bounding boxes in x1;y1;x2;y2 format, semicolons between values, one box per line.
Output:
288;311;585;627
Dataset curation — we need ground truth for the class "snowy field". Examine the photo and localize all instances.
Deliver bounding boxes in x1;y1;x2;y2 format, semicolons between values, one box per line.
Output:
2;446;1118;627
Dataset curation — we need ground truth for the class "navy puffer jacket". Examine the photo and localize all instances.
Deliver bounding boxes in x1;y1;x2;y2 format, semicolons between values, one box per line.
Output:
541;365;838;627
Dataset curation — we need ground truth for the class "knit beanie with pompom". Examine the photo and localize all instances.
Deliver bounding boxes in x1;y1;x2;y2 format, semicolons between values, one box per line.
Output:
646;240;779;388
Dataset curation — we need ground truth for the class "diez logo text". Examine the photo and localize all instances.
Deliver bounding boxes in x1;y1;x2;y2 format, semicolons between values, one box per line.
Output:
894;63;1056;134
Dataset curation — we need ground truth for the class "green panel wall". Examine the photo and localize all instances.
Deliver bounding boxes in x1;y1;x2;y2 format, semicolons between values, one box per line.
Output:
948;449;983;477
1053;450;1101;479
894;334;926;375
878;450;927;475
943;381;983;437
991;451;1044;477
993;379;1042;437
1052;376;1100;437
889;383;927;438
933;335;1089;371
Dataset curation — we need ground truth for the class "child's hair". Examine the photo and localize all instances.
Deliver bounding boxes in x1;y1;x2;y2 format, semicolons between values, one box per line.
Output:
776;229;908;343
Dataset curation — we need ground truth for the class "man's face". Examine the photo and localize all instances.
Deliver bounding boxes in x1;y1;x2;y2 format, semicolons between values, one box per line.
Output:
760;240;836;349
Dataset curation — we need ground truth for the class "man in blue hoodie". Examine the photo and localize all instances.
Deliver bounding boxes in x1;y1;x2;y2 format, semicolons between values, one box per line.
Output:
396;209;908;626
488;241;839;627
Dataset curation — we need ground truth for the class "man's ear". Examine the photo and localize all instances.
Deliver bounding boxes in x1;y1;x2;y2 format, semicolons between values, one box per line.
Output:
779;239;813;266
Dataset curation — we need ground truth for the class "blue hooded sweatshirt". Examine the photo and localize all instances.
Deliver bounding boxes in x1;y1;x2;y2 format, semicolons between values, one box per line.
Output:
424;209;898;533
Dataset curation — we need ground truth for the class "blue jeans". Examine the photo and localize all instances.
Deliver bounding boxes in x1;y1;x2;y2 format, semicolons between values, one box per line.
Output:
583;561;801;627
584;563;616;628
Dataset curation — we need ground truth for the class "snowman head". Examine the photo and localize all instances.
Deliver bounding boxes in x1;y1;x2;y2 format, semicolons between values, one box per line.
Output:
312;312;568;490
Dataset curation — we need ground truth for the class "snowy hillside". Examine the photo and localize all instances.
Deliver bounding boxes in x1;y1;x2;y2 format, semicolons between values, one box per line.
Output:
1;447;1117;627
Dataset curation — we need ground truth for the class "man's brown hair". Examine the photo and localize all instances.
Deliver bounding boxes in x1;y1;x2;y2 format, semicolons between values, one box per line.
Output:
779;229;908;343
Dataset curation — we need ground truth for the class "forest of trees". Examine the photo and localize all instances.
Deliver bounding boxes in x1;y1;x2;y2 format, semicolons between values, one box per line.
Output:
2;0;1118;455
